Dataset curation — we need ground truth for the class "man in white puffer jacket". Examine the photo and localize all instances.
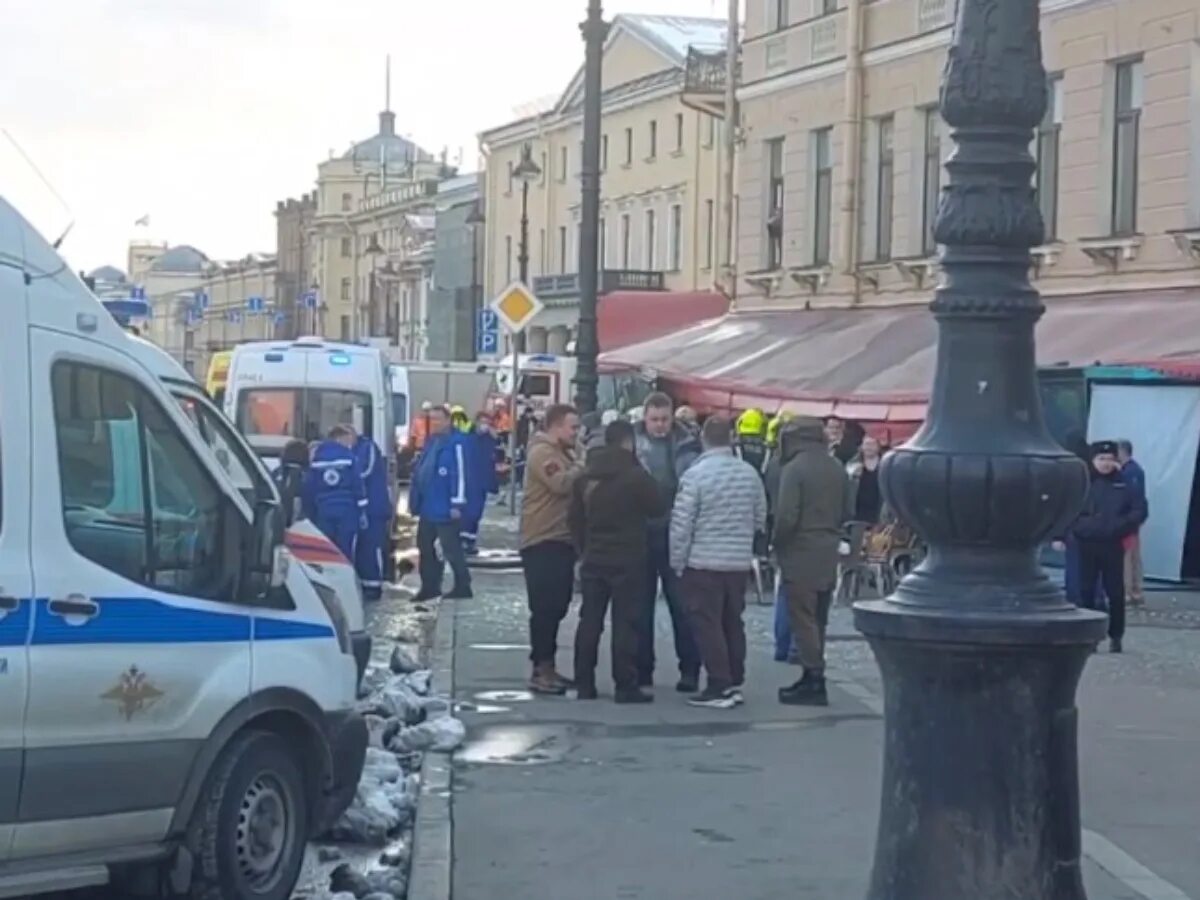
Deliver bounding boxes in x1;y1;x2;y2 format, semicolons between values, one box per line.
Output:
670;416;767;709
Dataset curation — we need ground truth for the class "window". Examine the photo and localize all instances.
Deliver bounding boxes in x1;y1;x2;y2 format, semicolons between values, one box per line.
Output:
675;113;685;152
703;115;715;149
340;315;350;340
506;160;514;194
668;204;683;271
812;129;833;265
624;127;634;165
766;138;785;269
53;363;232;599
1112;59;1143;236
559;145;568;181
599;216;607;267
339;277;351;301
823;0;837;13
921;107;942;256
175;391;269;507
769;0;789;31
704;199;715;269
876;116;895;261
505;235;513;282
601;134;609;171
340;192;352;212
540;151;548;186
621;214;632;267
340;236;351;258
1037;76;1063;241
648;120;658;159
237;387;373;448
645;210;657;269
558;226;568;273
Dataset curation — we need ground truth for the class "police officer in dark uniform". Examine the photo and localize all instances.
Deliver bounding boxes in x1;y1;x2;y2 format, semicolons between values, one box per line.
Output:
1072;440;1148;653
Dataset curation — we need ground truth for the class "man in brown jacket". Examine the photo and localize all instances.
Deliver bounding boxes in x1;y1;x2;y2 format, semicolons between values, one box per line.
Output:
772;417;851;706
519;403;583;694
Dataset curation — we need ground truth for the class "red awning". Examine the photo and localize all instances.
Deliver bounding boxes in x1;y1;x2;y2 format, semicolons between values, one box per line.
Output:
598;290;729;354
599;289;1200;421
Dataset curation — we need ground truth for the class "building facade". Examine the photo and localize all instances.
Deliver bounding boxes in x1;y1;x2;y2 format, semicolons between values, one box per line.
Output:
736;0;1200;308
429;174;483;361
275;192;317;338
479;14;729;354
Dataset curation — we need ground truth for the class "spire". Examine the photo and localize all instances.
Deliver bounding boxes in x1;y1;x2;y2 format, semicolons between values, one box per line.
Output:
379;54;396;136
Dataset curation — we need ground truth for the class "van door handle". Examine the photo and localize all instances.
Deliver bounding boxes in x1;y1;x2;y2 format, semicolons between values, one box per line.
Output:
0;596;18;611
48;596;100;619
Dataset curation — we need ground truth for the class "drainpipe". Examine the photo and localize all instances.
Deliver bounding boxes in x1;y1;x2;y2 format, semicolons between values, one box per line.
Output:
840;0;865;304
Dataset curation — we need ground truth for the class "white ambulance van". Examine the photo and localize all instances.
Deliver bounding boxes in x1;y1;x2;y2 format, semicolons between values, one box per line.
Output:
121;335;372;682
0;198;366;899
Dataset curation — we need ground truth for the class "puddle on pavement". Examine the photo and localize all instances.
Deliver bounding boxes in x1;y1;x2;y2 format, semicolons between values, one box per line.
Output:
457;701;511;714
469;643;528;651
475;689;533;703
457;724;572;765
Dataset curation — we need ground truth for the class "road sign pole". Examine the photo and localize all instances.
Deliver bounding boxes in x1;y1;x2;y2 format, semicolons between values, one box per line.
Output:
508;343;520;514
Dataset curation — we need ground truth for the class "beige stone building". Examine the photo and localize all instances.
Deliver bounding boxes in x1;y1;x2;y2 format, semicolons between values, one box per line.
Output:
479;13;729;354
734;0;1200;308
310;108;450;350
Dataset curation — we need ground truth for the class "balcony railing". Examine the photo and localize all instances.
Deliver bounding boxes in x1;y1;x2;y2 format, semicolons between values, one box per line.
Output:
531;269;666;300
682;45;737;118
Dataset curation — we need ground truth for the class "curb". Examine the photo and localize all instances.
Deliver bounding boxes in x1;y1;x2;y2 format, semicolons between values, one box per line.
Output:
407;597;457;900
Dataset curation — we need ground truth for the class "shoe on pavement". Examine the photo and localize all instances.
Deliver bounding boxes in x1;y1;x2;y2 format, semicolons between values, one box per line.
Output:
576;683;598;700
614;687;654;704
1109;637;1123;654
529;664;567;696
779;671;829;707
442;587;473;600
550;668;575;690
411;590;441;603
688;687;738;709
675;674;699;694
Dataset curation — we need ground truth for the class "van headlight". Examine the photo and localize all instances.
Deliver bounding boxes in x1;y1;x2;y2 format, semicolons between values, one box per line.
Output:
314;582;353;656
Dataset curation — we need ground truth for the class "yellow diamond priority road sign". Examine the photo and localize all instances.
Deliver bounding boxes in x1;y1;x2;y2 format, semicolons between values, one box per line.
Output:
491;281;542;334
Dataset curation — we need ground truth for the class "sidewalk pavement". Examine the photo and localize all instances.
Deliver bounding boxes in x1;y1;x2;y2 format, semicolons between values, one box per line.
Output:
442;567;1160;900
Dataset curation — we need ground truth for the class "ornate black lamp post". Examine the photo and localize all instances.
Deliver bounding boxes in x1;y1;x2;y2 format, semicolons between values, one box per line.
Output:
574;0;608;414
854;1;1107;897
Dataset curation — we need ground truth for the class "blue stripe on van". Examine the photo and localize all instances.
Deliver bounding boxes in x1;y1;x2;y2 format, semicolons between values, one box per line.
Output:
28;598;333;646
0;599;31;647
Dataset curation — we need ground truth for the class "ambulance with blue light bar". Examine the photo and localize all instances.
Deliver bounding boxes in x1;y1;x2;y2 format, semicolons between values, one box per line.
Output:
224;338;395;488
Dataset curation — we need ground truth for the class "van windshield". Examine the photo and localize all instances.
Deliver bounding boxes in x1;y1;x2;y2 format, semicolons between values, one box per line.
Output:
392;392;408;426
236;387;373;455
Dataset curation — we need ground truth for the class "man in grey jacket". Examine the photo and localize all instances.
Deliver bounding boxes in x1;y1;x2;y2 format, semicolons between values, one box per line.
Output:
635;392;702;691
670;416;767;708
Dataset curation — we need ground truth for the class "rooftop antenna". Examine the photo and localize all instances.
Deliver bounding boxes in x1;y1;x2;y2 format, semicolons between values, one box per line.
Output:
380;54;393;192
3;129;75;249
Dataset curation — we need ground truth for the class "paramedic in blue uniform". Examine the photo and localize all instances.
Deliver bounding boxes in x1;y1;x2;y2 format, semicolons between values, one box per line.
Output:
410;405;473;601
354;429;393;600
461;410;500;555
303;425;367;562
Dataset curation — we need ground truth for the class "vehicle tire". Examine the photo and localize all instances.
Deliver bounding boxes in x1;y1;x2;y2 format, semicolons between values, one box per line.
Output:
186;730;310;900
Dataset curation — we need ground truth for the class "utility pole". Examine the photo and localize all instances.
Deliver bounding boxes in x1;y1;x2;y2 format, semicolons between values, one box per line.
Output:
721;0;738;303
573;0;608;414
854;0;1105;896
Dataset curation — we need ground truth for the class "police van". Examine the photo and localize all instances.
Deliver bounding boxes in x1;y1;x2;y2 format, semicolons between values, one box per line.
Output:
0;199;366;898
122;334;372;682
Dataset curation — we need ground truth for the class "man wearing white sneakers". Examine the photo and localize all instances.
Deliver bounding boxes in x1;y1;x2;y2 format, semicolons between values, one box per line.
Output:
670;416;768;709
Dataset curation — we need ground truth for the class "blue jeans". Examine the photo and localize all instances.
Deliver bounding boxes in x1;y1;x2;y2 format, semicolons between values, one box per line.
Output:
638;526;700;682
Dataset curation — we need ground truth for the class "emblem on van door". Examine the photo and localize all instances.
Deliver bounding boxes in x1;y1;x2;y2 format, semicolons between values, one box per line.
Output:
102;666;163;721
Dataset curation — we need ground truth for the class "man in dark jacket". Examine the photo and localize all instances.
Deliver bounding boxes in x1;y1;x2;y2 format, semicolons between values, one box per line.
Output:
570;419;665;703
635;392;703;692
1073;440;1148;653
773;417;851;706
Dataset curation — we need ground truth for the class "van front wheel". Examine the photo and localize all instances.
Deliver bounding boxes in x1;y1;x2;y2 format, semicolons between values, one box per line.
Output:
187;730;310;900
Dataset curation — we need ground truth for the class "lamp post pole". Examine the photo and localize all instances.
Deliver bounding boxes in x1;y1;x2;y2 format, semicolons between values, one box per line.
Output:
510;144;542;514
854;2;1106;898
574;0;607;414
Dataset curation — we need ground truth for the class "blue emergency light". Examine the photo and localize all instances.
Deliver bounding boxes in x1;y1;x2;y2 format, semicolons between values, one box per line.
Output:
264;352;285;362
329;352;351;366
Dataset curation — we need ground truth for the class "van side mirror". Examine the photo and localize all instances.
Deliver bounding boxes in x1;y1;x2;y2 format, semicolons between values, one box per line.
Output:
248;498;287;590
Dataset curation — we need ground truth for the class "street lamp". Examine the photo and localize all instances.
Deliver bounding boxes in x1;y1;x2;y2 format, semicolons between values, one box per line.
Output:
364;233;385;340
854;2;1106;898
575;0;608;414
508;144;542;514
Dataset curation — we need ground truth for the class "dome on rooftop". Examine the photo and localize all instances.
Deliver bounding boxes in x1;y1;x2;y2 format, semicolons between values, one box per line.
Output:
150;245;209;273
88;264;127;283
343;110;433;168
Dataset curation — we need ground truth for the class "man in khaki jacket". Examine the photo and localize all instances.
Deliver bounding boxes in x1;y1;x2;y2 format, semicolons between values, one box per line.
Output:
520;404;583;694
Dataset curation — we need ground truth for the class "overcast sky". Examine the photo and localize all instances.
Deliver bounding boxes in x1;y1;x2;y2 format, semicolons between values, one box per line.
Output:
3;0;727;274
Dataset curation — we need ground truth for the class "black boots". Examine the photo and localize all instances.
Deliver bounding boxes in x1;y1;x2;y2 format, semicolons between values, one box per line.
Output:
778;670;829;707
